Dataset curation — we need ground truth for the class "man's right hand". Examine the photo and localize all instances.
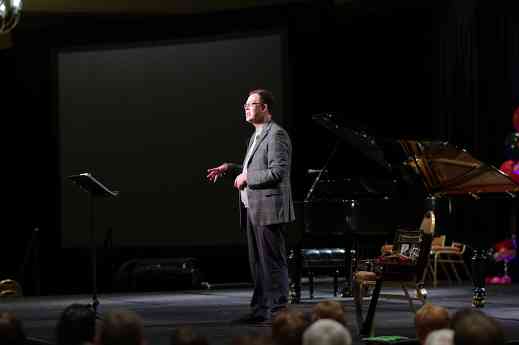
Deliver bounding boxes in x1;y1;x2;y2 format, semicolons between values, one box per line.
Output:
207;163;228;183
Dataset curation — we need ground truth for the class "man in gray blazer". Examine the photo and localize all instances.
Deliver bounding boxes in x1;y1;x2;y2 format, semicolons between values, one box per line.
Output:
207;89;295;323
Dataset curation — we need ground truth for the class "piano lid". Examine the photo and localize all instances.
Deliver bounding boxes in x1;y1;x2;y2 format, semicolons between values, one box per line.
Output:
313;112;393;173
400;140;519;196
306;112;422;202
311;112;519;199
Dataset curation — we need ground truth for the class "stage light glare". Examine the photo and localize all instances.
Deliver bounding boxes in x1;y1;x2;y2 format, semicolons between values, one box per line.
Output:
0;0;23;35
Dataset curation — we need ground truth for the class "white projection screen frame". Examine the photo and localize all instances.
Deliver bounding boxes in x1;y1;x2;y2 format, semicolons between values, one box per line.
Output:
58;32;285;248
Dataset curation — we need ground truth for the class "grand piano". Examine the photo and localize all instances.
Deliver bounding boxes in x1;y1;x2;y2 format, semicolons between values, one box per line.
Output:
290;112;519;307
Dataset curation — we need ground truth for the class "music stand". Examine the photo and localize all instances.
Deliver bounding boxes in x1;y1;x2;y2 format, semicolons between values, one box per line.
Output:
68;172;118;317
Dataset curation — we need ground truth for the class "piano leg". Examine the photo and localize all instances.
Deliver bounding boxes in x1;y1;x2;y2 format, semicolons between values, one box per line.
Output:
340;248;356;297
333;268;339;297
471;248;489;308
288;248;301;304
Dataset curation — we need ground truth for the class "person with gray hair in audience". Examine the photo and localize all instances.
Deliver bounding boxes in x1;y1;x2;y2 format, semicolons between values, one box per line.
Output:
302;319;352;345
424;329;454;345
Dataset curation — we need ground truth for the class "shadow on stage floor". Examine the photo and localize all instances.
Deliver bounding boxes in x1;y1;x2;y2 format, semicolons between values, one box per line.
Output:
3;281;519;345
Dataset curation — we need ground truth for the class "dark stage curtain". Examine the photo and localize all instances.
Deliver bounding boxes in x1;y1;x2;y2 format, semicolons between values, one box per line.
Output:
434;0;519;262
436;0;515;165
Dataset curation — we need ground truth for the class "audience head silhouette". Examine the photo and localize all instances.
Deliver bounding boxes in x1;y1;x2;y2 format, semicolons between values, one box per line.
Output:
415;303;450;344
303;319;352;345
170;326;209;345
0;312;26;345
450;308;505;345
311;300;348;326
424;329;454;345
272;309;308;345
56;303;96;345
97;309;145;345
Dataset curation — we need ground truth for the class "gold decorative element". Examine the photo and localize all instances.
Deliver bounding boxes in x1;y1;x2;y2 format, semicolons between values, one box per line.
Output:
0;279;23;297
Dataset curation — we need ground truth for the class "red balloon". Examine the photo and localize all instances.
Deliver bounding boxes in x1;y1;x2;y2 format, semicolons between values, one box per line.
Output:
514;106;519;132
495;239;514;251
500;160;519;183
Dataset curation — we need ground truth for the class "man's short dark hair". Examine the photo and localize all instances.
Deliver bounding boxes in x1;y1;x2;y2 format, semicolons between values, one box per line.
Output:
249;89;275;113
56;304;96;345
451;308;505;345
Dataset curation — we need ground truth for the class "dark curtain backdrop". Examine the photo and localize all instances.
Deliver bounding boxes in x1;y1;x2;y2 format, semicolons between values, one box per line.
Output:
511;6;519;110
436;0;515;165
433;0;518;260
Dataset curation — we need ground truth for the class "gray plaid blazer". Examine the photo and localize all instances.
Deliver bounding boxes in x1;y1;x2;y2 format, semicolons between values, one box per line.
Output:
228;121;295;227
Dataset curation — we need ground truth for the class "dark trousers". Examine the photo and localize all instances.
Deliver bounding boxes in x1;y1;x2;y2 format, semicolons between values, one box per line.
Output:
246;208;289;318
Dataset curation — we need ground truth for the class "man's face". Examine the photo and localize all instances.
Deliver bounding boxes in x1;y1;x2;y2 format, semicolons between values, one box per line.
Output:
244;93;267;124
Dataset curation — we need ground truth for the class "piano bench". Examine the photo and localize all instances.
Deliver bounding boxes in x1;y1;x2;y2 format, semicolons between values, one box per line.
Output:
299;248;347;299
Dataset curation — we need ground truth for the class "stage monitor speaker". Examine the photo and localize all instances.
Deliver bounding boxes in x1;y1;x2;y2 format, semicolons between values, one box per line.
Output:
114;257;203;292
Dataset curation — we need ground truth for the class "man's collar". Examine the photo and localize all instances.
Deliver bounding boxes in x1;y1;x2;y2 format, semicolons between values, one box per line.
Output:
254;119;272;133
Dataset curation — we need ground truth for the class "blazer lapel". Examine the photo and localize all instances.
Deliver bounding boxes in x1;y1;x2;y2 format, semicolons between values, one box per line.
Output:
247;121;272;164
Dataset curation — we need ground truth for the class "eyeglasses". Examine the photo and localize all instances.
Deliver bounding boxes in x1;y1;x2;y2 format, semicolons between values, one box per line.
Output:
243;102;263;109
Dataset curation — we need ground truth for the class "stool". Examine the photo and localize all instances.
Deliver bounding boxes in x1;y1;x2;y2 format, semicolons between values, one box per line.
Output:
301;248;346;299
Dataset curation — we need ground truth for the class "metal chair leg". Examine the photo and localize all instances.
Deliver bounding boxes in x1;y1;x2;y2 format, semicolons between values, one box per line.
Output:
352;278;365;335
333;269;339;297
401;283;416;313
309;271;314;299
361;278;382;338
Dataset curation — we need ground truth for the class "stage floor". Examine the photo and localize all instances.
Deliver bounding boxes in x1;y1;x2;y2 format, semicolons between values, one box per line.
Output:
3;281;519;345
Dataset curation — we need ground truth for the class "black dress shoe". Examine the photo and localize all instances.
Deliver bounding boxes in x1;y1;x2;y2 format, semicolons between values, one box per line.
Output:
232;313;270;325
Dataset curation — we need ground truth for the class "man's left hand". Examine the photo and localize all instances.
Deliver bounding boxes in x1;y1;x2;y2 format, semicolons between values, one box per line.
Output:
234;173;247;190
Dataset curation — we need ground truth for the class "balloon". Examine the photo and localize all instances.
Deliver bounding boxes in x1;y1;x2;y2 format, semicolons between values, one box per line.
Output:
495;239;515;252
500;160;519;183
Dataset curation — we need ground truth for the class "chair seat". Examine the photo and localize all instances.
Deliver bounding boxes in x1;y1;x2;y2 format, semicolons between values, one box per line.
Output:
357;258;418;279
376;255;414;265
432;246;460;253
355;271;378;281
